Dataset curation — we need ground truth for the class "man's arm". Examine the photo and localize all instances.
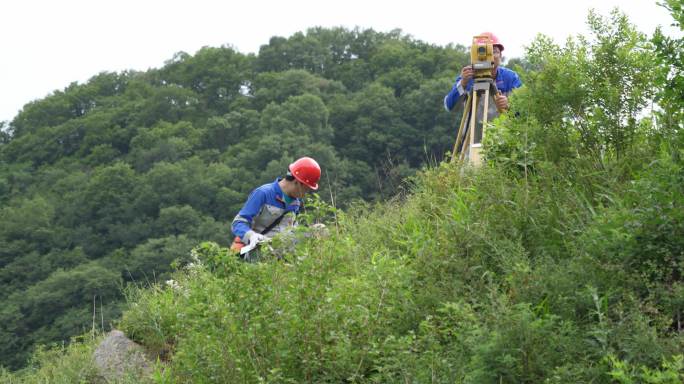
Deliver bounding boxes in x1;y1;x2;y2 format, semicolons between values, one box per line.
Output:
494;69;523;111
444;66;474;111
231;189;267;241
444;77;464;111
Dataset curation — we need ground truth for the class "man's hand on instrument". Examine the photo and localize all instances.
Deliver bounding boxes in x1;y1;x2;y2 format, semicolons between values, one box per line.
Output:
460;66;474;87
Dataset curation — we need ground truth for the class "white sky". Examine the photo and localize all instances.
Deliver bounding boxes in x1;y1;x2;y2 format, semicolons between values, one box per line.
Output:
0;0;679;124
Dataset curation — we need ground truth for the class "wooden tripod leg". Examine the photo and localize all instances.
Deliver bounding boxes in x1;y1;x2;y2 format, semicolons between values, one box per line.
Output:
481;87;490;129
451;93;473;162
467;87;490;166
460;90;479;162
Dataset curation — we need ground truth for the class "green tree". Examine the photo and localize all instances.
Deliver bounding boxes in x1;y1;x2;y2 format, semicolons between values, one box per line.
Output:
154;46;252;114
652;0;684;137
201;109;260;151
155;205;202;237
123;235;196;282
488;9;658;168
128;121;199;171
583;8;657;159
259;93;333;143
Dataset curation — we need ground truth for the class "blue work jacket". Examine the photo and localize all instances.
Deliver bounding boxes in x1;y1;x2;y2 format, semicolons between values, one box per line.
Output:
231;179;302;241
444;66;522;111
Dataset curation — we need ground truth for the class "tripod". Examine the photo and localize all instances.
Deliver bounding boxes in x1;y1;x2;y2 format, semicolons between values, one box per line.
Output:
451;77;500;166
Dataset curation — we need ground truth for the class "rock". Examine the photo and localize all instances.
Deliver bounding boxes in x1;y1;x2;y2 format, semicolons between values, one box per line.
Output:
93;330;152;382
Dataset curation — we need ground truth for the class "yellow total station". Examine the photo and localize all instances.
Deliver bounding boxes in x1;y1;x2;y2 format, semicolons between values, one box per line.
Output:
470;35;495;80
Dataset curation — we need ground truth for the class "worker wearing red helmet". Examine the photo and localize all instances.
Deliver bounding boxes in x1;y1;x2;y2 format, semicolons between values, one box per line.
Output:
444;32;522;112
231;157;321;259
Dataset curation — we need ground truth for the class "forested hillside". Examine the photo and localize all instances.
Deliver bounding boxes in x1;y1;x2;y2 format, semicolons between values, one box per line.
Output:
0;26;469;369
1;2;683;382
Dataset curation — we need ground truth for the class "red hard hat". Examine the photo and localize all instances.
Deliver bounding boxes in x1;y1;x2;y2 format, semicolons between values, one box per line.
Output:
480;32;504;51
288;157;321;190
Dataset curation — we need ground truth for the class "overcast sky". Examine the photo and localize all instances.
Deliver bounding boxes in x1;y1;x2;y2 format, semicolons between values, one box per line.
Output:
0;0;679;124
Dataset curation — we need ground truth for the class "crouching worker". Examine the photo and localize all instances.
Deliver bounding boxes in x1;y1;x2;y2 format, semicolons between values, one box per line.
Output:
230;157;321;262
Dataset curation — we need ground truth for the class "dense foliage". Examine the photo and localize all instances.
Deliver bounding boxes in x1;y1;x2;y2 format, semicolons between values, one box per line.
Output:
0;27;469;369
1;4;683;383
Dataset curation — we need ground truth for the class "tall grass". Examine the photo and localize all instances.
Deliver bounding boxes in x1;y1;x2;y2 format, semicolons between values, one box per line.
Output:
6;150;683;383
115;154;682;383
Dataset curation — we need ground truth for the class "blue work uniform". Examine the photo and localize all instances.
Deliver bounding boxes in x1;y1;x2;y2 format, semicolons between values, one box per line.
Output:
444;66;522;111
232;178;302;244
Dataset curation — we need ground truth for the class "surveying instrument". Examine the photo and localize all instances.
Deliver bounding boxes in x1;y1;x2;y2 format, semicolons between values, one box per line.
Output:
451;35;502;166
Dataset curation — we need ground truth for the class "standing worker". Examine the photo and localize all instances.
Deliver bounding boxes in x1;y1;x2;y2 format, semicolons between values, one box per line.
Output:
444;31;522;113
230;157;321;261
